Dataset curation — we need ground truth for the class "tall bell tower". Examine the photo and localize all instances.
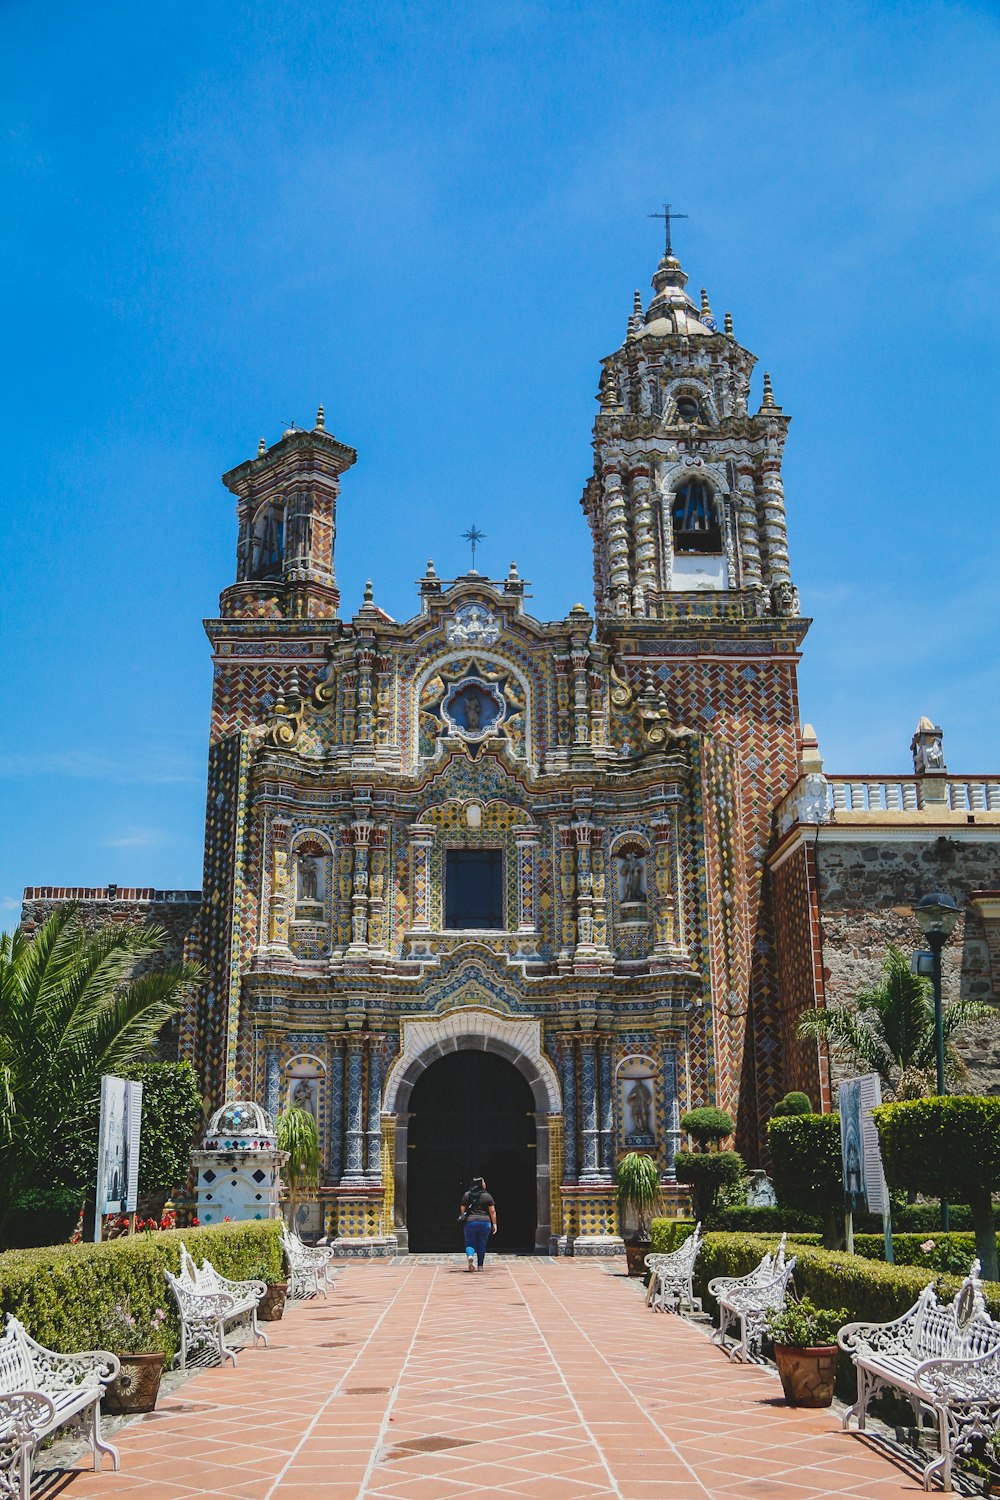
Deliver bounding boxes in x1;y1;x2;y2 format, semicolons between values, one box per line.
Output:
582;226;809;1150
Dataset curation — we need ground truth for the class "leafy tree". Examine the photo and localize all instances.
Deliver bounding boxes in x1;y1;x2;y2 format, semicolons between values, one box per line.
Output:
875;1096;1000;1282
680;1106;734;1149
0;908;200;1246
767;1113;843;1248
276;1106;320;1229
797;945;994;1099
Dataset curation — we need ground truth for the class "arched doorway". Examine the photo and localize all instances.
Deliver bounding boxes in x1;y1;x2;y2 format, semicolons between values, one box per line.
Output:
406;1050;537;1252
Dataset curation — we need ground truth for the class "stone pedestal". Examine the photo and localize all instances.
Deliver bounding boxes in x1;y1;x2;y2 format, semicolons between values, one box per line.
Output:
328;1187;398;1258
555;1185;624;1256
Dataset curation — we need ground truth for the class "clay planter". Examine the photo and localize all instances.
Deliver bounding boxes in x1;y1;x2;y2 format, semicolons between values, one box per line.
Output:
258;1282;288;1321
773;1344;839;1408
104;1351;165;1414
624;1241;651;1278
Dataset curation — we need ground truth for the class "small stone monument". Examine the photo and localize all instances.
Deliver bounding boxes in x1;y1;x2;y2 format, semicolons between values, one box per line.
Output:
192;1101;287;1225
911;716;947;804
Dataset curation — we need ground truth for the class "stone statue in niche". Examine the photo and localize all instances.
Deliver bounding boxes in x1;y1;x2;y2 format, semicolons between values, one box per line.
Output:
289;1077;318;1118
627;1078;652;1135
617;850;647;906
296;853;323;906
464;692;482;730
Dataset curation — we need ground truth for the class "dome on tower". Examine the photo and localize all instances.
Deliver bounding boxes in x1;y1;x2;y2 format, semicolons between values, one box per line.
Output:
638;252;715;338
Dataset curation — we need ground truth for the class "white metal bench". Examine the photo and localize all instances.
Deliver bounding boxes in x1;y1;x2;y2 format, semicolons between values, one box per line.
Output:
0;1313;119;1500
839;1260;1000;1492
644;1223;703;1312
281;1225;333;1299
166;1264;266;1370
708;1234;797;1363
179;1243;269;1352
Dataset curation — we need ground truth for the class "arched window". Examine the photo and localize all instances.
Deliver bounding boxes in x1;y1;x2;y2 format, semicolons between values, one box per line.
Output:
250;502;284;579
672;480;722;554
674;394;702;424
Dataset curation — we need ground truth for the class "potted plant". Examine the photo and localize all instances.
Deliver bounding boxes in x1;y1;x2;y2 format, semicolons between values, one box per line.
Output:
615;1152;663;1277
276;1105;320;1231
764;1297;847;1408
103;1304;170;1414
248;1258;288;1322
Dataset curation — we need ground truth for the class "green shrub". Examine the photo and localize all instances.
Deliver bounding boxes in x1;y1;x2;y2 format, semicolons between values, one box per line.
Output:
680;1107;734;1148
855;1202;978;1233
771;1091;813;1117
767;1113;843;1246
704;1205;823;1234
649;1218;697;1253
674;1151;743;1220
765;1296;847;1347
0;1221;283;1357
852;1232;983;1277
875;1096;1000;1280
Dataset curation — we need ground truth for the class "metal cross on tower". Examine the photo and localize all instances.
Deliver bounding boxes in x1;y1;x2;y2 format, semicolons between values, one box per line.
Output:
648;203;688;256
462;525;486;570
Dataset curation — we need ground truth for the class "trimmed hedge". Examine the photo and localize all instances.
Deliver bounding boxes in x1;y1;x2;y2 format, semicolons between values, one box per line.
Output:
0;1221;284;1357
695;1232;1000;1326
704;1205;823;1234
649;1218;698;1253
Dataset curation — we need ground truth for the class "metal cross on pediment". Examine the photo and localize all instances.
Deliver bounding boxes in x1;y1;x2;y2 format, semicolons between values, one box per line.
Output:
648;203;688;256
462;525;486;570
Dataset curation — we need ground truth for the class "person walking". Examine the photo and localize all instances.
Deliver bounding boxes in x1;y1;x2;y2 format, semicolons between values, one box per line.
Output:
459;1175;496;1271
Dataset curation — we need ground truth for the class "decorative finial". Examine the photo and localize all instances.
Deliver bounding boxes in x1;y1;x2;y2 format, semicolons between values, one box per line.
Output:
627;289;644;341
699;288;717;331
363;579;374;606
761;372;778;411
601;364;623;412
507;560;519;580
462;525;486;571
257;438;266;457
724;311;733;336
315;404;325;430
633;289;643;318
425;558;437;578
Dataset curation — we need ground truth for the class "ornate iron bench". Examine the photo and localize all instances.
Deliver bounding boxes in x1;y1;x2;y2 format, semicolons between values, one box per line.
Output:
281;1225;333;1299
179;1243;269;1352
839;1260;1000;1492
644;1222;703;1312
708;1234;797;1363
0;1313;119;1500
166;1265;266;1370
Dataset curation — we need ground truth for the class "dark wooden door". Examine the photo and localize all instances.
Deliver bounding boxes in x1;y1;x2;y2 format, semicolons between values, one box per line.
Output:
406;1050;536;1252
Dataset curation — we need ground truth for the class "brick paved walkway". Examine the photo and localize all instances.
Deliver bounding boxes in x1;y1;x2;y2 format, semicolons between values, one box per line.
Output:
60;1258;926;1499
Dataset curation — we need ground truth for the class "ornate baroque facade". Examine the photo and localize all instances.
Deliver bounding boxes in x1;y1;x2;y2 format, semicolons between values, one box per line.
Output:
181;243;811;1253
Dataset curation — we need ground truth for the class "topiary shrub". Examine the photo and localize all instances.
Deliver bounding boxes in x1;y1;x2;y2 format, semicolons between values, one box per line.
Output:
680;1107;734;1149
875;1096;1000;1281
771;1091;813;1117
674;1151;743;1220
704;1204;823;1234
767;1113;843;1248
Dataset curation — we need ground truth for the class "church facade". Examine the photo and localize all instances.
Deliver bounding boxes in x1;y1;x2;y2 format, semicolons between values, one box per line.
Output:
183;240;814;1255
23;240;999;1253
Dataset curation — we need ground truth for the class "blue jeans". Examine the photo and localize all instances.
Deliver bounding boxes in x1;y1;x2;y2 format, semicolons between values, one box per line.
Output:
464;1219;492;1266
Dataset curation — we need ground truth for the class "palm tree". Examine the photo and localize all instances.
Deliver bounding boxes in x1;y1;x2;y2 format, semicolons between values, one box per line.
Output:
0;906;201;1245
798;944;994;1099
276;1105;320;1230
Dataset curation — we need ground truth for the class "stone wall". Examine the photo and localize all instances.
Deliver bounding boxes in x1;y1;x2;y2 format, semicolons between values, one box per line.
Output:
812;835;1000;1094
19;886;202;1060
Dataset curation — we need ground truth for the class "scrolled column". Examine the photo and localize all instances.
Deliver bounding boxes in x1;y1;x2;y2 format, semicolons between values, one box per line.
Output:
630;465;656;612
662;1048;681;1182
579;1035;600;1179
599;1037;615;1176
602;465;632;617
343;1037;366;1180
560;1041;578;1183
366;1038;384;1178
327;1038;344;1184
514;828;539;933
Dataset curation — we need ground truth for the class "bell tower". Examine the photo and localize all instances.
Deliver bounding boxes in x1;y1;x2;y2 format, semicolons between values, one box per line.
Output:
221;406;357;621
581;241;797;622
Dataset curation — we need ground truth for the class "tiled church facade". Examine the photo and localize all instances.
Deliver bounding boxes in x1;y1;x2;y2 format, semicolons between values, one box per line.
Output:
23;243;1000;1253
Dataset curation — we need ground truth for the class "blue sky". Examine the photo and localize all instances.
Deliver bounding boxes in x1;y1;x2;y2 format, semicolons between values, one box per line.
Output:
2;0;998;911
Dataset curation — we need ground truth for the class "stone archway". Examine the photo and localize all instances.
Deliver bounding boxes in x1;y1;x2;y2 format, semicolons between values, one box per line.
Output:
384;1010;559;1254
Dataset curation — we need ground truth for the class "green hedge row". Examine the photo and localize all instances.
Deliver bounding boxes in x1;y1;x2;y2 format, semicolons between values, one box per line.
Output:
695;1232;1000;1325
0;1221;284;1356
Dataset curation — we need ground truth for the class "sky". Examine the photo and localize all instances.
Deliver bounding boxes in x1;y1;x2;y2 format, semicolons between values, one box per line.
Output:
1;0;998;912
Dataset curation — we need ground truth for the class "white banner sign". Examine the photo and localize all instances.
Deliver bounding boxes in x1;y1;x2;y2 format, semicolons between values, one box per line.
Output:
96;1075;143;1222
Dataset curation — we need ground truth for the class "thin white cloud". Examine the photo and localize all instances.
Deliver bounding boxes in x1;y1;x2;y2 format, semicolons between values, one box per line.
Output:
0;749;199;785
103;828;169;850
1;896;20;912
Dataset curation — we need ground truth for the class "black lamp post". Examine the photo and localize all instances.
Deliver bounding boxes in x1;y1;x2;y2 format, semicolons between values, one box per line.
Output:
914;891;960;1232
914;891;960;1096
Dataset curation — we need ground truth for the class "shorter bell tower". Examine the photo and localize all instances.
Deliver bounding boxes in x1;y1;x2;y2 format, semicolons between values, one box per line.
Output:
221;406;357;620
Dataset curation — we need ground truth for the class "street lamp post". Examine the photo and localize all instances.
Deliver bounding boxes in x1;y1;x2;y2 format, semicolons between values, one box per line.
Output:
914;891;960;1230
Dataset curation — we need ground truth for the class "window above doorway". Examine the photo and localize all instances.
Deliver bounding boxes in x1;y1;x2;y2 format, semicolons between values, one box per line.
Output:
444;849;503;930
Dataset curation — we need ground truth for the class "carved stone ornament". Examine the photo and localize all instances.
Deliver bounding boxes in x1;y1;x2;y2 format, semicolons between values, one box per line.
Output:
610;662;698;753
446;602;500;648
263;689;303;748
779;772;832;833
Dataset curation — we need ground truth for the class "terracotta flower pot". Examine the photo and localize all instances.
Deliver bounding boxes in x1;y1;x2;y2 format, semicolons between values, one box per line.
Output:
104;1351;165;1414
258;1283;288;1321
773;1344;838;1408
624;1241;651;1278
